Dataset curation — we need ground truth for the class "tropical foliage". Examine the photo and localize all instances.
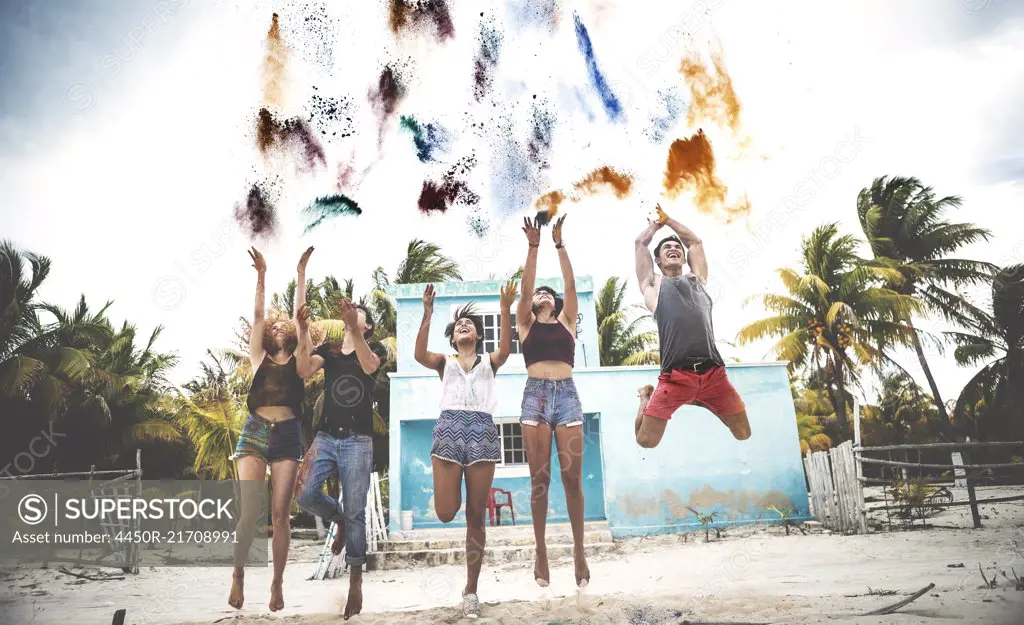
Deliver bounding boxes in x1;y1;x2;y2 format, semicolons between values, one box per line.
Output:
737;223;920;438
949;264;1024;441
857;176;994;432
595;277;659;366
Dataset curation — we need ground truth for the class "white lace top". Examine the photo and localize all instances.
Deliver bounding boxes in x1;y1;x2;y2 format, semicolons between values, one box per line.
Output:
439;355;498;416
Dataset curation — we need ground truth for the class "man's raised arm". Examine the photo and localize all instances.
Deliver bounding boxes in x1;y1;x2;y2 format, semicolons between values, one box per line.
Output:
635;220;661;295
658;205;707;282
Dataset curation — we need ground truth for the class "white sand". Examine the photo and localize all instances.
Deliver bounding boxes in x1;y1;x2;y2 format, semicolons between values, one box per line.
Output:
3;488;1022;625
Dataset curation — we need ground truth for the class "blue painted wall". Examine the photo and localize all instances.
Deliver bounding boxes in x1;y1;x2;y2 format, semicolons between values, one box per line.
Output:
386;279;810;537
398;413;606;528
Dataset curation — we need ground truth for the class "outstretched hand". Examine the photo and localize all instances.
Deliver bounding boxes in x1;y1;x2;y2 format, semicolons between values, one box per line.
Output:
655;204;671;225
248;247;266;273
500;279;519;309
296;303;311;331
422;284;435;314
339;298;360;329
552;215;566;246
522;217;541;246
297;246;314;273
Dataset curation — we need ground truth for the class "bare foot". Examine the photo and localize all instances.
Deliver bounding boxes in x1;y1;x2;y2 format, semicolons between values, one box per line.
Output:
228;571;244;609
534;546;549;586
574;549;590;588
331;520;346;556
635;385;655;439
269;579;284;612
638;384;654;403
343;570;362;619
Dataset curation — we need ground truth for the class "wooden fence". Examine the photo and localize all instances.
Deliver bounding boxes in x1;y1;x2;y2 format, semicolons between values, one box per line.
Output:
804;441;867;534
805;439;1024;533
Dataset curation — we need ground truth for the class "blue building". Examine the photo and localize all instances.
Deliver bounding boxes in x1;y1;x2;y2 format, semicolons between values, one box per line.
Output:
386;276;811;539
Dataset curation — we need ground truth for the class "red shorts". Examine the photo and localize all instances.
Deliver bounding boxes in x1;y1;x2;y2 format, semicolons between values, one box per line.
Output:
644;366;746;420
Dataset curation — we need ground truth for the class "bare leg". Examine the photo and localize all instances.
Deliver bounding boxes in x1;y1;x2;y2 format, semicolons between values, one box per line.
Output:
522;423;553;585
268;459;299;612
230;456;267;610
554;425;589;587
431;457;465;522
463;462;496;595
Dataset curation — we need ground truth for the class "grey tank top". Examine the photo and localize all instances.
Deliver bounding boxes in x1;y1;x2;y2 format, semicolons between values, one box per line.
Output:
654;274;724;372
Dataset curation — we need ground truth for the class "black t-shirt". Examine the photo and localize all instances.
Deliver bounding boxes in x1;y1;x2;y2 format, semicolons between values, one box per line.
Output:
315;342;388;436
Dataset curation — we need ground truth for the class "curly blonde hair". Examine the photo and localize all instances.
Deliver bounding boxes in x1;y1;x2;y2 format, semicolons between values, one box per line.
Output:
261;315;298;356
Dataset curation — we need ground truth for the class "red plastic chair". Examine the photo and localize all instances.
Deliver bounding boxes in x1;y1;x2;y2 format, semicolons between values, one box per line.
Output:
488;488;515;526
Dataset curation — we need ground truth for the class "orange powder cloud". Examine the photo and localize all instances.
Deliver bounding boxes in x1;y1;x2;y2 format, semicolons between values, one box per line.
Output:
663;130;750;224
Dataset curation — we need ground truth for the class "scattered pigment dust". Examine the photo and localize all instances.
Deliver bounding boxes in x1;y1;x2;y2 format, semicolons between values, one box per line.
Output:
234;181;279;240
680;51;743;136
261;13;289;109
663;130;750;223
369;62;411;146
418;154;480;215
507;0;559;32
572;166;633;198
297;0;334;73
466;206;490;237
534;190;565;224
527;101;555;170
389;0;455;42
400;116;452;163
573;12;622;122
645;87;685;143
473;17;502;102
533;165;633;222
489;120;541;218
255;107;327;173
308;88;354;139
302;194;362;233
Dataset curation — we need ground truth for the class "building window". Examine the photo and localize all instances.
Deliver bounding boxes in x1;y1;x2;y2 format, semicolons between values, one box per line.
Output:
477;312;520;355
496;421;527;465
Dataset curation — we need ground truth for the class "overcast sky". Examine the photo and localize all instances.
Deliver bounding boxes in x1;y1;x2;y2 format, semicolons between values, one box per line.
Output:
1;0;1022;405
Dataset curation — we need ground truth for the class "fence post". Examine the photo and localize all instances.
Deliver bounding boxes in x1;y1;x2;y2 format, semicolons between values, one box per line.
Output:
963;450;982;529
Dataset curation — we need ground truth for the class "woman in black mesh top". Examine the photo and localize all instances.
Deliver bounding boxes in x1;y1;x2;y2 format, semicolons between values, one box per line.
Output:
228;246;314;613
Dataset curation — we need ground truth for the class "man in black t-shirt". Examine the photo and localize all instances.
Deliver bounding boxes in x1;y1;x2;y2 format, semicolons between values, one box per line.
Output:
295;297;384;619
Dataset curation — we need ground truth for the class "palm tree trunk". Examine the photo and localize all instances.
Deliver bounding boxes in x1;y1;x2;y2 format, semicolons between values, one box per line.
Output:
910;331;954;438
830;358;850;441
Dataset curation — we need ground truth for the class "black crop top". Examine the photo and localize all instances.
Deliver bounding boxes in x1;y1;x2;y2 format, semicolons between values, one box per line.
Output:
246;355;304;417
521;321;575;367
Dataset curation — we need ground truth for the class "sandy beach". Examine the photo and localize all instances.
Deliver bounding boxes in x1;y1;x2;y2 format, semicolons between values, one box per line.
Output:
3;490;1022;625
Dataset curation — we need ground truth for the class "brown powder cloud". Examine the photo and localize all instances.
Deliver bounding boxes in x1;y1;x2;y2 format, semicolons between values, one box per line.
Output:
680;50;742;136
261;13;289;109
533;166;634;223
663;130;749;223
572;165;633;198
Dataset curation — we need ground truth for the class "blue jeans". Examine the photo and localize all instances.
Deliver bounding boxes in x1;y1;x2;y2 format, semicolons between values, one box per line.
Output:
295;431;373;566
520;377;585;427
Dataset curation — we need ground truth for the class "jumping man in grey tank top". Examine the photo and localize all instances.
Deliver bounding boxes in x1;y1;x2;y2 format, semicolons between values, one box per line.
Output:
632;205;752;448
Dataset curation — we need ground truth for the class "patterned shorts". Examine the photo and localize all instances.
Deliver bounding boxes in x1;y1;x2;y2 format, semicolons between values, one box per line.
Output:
431;410;500;467
232;412;303;463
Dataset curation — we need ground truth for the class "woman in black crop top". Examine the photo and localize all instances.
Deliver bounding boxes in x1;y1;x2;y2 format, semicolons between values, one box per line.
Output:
516;216;590;589
228;246;315;614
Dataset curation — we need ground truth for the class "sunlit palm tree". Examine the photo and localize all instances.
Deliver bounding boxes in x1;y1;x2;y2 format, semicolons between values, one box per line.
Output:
0;240;106;417
949;264;1024;441
860;370;941;446
737;223;920;438
857;175;994;431
595;277;658;366
790;377;834;454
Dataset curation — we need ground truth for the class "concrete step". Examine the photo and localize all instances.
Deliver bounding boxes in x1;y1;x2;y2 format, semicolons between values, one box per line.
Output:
379;529;612;552
367;541;618;571
387;521;608;542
